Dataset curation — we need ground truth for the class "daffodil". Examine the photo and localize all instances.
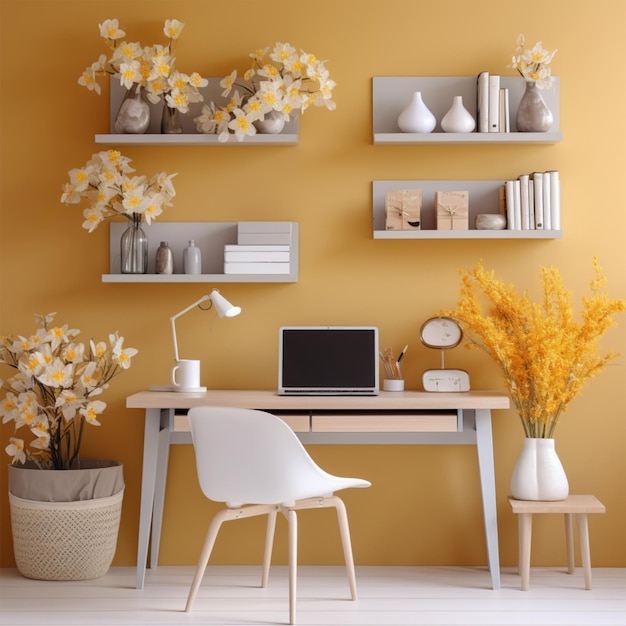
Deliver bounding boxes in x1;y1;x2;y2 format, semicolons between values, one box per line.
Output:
0;313;138;469
508;34;558;90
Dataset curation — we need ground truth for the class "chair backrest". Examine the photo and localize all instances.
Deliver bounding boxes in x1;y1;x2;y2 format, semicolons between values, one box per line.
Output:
187;406;342;507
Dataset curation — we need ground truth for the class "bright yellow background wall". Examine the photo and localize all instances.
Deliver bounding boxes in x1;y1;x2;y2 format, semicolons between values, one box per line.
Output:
1;0;625;569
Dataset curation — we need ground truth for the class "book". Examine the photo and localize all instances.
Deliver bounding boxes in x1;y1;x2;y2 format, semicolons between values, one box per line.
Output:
224;244;290;252
224;250;291;262
504;180;517;230
518;174;530;229
488;75;500;132
476;71;490;133
542;173;552;230
548;170;560;230
224;262;291;274
499;88;510;132
528;179;535;229
532;172;544;229
237;233;292;245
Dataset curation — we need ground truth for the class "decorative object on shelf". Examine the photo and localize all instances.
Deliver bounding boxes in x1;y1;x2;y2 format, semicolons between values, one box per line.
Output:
194;42;335;142
78;18;207;131
516;81;554;132
436;191;469;230
113;83;151;134
120;213;148;274
155;241;174;274
397;91;436;133
440;95;476;133
1;313;136;579
253;110;287;134
163;291;241;391
509;438;569;501
61;150;177;272
475;213;507;230
183;240;202;274
444;260;626;500
508;34;557;132
161;105;183;134
385;189;421;230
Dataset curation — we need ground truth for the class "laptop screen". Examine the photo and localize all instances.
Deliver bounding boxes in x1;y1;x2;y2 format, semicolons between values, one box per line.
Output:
278;326;379;395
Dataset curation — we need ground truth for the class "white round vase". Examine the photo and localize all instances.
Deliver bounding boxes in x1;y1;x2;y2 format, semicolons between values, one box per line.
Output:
510;438;569;501
441;95;476;133
397;91;436;133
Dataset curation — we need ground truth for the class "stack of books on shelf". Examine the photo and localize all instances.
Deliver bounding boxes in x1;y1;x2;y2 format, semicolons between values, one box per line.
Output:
224;222;292;274
477;72;510;133
501;170;560;231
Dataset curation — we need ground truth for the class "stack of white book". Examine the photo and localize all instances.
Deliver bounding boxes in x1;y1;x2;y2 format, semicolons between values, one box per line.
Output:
224;222;292;274
502;170;560;231
477;71;510;133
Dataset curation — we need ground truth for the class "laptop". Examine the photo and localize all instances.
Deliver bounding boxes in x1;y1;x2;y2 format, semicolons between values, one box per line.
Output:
278;326;379;395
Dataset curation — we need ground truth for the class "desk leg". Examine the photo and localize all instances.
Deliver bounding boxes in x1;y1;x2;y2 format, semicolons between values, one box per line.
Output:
150;422;172;569
475;408;501;590
136;408;161;589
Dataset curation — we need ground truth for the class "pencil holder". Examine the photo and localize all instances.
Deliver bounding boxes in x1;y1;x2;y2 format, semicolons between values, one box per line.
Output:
383;379;405;391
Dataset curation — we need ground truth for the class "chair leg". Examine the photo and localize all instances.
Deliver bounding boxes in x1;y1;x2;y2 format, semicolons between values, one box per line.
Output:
184;510;229;612
261;510;277;588
330;496;358;601
287;509;298;625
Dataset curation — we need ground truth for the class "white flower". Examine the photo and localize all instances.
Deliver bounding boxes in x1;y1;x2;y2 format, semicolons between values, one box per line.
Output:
508;34;557;90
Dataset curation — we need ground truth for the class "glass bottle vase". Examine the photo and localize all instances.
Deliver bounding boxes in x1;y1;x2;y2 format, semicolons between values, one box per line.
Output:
161;105;183;134
120;214;148;274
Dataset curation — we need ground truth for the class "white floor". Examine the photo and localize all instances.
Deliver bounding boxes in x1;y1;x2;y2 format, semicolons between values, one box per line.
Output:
1;566;624;626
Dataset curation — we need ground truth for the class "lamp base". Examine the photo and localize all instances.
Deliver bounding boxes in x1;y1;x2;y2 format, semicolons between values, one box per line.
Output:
149;385;207;393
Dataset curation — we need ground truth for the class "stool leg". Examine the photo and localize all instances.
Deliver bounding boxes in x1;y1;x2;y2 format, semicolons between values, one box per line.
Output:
576;513;593;590
564;513;575;574
519;513;532;591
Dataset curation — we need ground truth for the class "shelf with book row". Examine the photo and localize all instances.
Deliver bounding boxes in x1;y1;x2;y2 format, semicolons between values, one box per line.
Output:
95;79;299;146
102;221;299;283
373;76;562;145
372;180;562;240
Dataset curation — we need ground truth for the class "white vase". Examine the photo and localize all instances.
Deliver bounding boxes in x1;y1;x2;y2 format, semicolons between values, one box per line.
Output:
114;83;150;134
510;438;569;501
441;95;476;133
397;91;436;133
253;110;286;134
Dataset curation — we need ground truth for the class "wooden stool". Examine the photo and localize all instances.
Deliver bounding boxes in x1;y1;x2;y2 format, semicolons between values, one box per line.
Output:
508;495;605;590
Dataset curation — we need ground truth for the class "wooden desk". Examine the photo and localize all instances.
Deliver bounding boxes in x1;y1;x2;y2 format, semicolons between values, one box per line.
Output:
126;389;509;590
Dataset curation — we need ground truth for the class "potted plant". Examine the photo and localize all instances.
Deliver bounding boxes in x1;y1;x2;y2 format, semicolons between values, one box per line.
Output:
445;259;625;500
1;312;138;579
194;41;336;142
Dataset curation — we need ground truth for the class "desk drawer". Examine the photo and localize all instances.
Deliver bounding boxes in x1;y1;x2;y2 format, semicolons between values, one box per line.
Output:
173;413;310;433
311;411;459;433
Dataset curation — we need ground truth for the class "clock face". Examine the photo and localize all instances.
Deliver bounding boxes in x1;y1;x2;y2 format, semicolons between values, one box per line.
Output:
420;317;463;349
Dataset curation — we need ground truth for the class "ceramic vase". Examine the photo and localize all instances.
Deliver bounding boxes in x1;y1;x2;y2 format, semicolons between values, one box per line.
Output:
510;438;569;501
516;82;553;132
397;91;436;133
120;213;148;274
161;105;183;134
253;110;286;134
114;84;150;134
441;95;476;133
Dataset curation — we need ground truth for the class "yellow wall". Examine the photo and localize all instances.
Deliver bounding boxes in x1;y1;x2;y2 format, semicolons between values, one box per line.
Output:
1;0;625;569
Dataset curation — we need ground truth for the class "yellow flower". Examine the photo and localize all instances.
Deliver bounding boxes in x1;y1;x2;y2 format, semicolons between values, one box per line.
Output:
444;259;626;438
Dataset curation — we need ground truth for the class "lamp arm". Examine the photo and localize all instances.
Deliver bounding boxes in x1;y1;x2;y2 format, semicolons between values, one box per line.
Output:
170;294;211;362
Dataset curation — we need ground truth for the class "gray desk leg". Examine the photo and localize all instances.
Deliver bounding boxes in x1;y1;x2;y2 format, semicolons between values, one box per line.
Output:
150;421;172;569
475;408;501;590
136;408;161;589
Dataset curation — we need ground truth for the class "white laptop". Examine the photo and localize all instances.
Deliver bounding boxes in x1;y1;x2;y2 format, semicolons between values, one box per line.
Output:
278;326;379;395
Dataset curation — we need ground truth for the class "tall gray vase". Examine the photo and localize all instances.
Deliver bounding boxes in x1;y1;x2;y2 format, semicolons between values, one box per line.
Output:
516;82;553;132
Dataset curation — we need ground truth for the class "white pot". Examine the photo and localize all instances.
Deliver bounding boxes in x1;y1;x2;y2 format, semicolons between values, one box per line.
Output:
397;91;436;133
510;438;569;501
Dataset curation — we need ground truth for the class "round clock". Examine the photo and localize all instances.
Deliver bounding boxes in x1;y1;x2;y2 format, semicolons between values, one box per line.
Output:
419;317;463;349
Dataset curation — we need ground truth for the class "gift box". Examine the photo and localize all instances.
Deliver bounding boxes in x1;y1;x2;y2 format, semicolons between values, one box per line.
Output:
436;191;469;230
385;189;421;230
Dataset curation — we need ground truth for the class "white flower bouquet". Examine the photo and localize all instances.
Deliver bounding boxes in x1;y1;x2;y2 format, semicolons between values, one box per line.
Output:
508;33;557;90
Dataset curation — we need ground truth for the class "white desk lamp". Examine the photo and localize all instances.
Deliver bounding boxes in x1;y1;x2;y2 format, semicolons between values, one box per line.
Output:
171;289;241;362
151;289;241;392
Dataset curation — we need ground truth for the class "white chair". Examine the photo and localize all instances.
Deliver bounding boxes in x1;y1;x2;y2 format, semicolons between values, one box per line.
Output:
184;406;371;624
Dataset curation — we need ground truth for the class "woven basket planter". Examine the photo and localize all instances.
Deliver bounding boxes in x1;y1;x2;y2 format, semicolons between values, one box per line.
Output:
8;460;124;581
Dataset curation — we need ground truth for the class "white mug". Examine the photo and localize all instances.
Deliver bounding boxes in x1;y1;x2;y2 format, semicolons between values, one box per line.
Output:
171;359;201;391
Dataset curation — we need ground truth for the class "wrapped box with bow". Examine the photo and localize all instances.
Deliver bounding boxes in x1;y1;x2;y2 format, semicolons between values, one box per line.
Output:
385;189;421;230
436;191;469;230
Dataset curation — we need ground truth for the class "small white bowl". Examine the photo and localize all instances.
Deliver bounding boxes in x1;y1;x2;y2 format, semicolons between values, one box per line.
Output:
475;214;507;230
